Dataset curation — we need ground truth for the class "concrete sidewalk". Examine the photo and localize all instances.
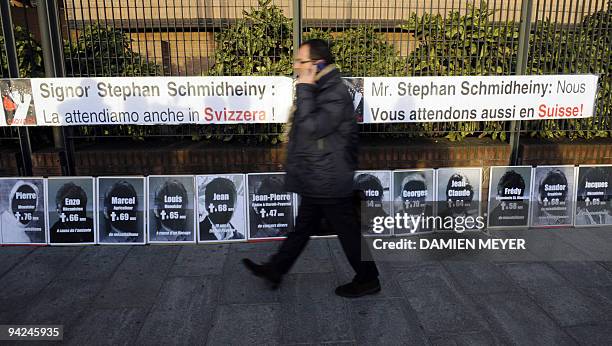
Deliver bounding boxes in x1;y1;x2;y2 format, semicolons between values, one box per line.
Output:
1;230;612;345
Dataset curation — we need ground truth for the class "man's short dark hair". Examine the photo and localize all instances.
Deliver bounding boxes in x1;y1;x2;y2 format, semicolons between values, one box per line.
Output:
205;177;237;207
301;39;334;64
56;182;87;207
497;170;526;198
105;180;138;212
539;169;568;202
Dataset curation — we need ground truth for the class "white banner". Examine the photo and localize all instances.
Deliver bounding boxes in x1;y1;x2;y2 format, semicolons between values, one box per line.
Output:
363;74;599;123
0;74;599;126
30;76;293;126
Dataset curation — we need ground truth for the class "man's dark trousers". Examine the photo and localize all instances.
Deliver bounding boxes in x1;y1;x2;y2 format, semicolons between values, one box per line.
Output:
270;196;379;282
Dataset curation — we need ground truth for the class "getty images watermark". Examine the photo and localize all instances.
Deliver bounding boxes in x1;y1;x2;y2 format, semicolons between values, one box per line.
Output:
371;213;486;234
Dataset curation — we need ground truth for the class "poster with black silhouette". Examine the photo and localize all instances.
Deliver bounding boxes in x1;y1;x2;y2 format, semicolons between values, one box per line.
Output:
342;77;364;123
46;177;96;245
0;178;46;244
530;165;575;227
197;174;246;242
392;169;435;235
247;173;295;240
97;177;146;244
0;79;36;126
574;165;612;227
355;171;392;236
436;167;482;231
147;176;196;243
487;166;533;229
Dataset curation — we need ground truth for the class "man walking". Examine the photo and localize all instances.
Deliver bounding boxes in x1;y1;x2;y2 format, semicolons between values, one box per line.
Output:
242;39;380;298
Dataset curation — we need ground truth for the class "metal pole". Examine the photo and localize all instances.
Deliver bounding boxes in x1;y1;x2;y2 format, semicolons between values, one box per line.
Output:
292;0;302;75
509;0;534;165
0;0;33;176
37;0;73;175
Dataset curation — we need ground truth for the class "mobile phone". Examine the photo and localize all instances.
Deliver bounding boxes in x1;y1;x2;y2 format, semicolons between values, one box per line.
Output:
316;62;327;72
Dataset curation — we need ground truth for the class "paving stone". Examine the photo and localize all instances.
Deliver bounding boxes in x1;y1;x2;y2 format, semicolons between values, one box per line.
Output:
16;279;105;325
394;262;454;293
206;303;281;346
349;298;428;345
221;250;281;304
555;230;612;261
548;261;612;288
56;246;131;282
525;286;607;327
498;262;571;291
0;246;35;277
429;331;501;346
564;322;612;345
135;276;219;345
169;244;229;276
475;293;576;346
0;247;82;322
0;247;82;298
64;307;148;346
280;273;354;344
229;241;281;254
93;246;180;308
403;281;490;335
522;231;590;262
574;286;612;315
442;261;520;295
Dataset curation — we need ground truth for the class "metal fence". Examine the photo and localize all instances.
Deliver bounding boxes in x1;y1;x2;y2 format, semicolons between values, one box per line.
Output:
1;0;611;172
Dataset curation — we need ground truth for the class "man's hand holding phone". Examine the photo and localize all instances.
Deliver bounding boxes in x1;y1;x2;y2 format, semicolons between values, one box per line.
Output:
296;62;317;85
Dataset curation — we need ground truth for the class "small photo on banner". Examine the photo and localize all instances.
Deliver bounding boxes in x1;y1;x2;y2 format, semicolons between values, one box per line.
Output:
247;173;295;240
530;165;575;227
574;165;612;227
46;177;96;245
436;167;482;231
487;166;533;229
147;176;196;243
0;178;46;244
342;77;364;122
197;174;247;242
97;177;146;244
392;169;435;235
0;79;36;126
354;171;392;236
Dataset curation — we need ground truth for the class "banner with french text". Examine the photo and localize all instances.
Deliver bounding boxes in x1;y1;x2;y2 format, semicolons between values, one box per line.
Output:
363;74;599;123
0;74;599;126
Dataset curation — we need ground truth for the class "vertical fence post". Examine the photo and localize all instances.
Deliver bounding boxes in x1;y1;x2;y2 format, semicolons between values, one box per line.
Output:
0;0;33;176
509;0;534;165
37;0;73;175
292;0;302;69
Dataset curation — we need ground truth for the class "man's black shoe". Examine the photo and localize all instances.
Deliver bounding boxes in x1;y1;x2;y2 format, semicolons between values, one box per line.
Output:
335;278;381;298
242;258;282;289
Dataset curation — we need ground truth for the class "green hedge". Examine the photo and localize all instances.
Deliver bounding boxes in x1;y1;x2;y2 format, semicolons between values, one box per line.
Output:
0;26;44;77
209;0;611;143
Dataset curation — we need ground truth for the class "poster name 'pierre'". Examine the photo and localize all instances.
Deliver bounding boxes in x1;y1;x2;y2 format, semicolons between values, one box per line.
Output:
38;81;267;101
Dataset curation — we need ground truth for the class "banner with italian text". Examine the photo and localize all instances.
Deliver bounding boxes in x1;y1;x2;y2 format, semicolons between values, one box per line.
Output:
0;74;599;126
